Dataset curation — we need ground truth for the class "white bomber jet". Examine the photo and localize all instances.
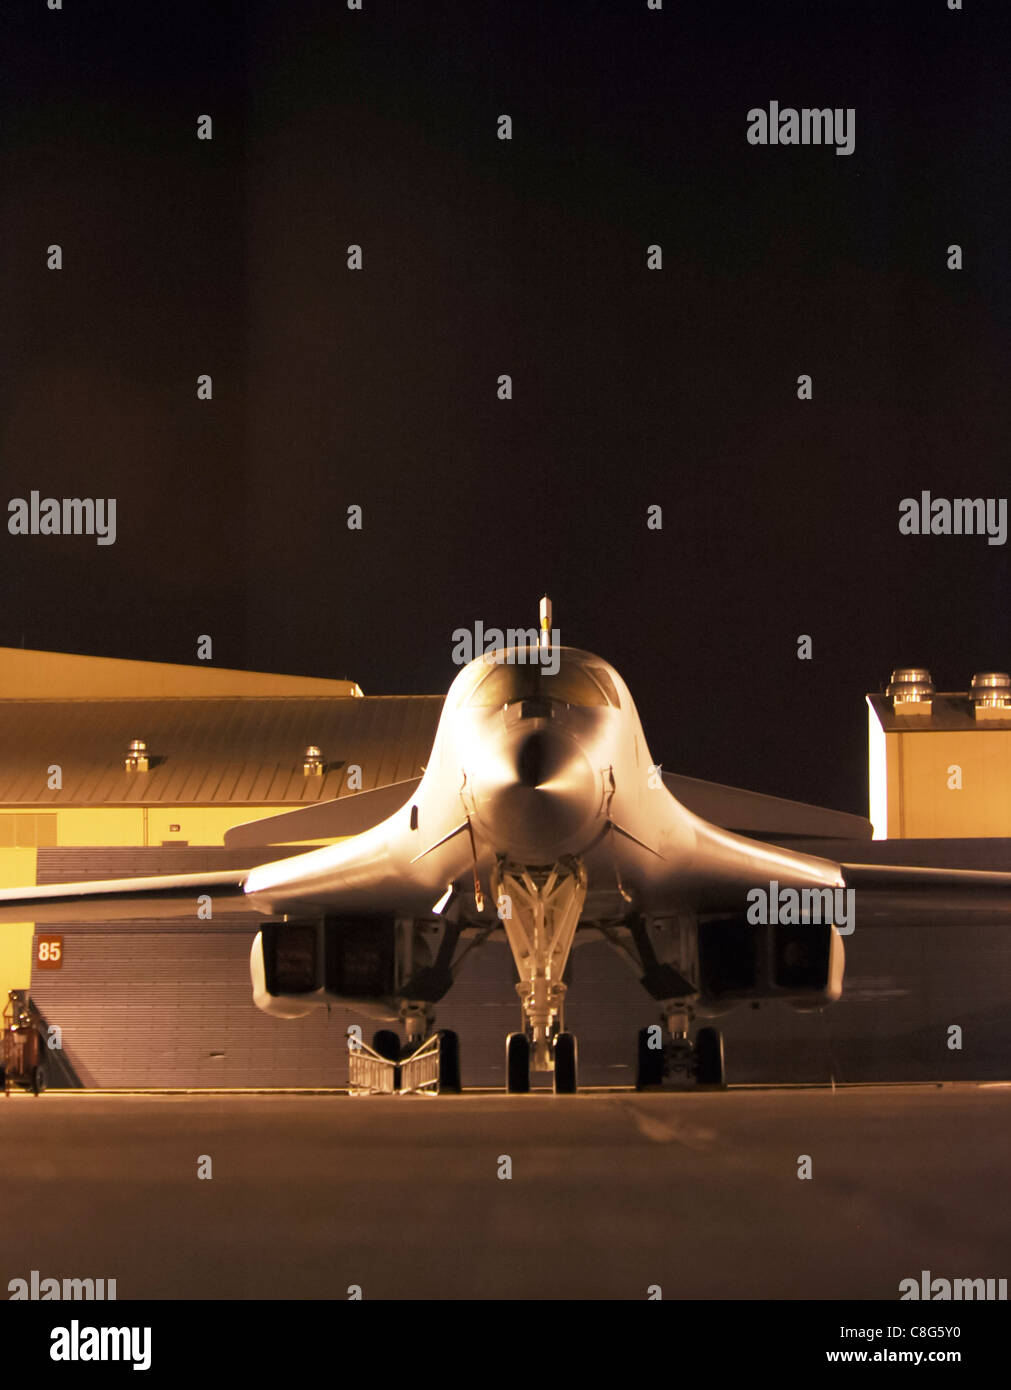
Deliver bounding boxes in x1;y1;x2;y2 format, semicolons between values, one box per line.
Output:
2;599;1010;1093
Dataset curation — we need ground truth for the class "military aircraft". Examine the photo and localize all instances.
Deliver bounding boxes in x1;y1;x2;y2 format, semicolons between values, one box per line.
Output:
2;599;1010;1093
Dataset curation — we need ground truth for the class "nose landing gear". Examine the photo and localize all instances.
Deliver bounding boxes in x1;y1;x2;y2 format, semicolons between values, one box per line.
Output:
505;1028;578;1094
494;858;587;1093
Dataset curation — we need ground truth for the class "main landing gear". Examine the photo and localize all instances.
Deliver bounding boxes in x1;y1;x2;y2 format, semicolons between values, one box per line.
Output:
370;1017;462;1094
634;1008;726;1090
494;858;587;1094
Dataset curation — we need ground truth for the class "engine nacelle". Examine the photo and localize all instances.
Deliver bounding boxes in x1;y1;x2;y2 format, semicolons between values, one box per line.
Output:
697;918;845;1009
250;915;453;1018
250;931;316;1018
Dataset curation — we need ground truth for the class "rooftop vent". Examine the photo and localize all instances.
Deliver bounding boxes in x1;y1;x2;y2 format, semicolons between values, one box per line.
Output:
886;667;934;713
971;671;1011;720
125;738;149;772
302;744;325;776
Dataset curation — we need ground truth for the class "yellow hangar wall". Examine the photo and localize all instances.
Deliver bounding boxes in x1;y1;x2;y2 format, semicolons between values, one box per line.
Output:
0;805;316;849
867;680;1011;839
0;807;320;996
883;731;1011;838
0;645;366;999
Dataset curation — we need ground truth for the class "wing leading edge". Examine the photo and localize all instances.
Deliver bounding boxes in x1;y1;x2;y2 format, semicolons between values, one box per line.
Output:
0;870;253;924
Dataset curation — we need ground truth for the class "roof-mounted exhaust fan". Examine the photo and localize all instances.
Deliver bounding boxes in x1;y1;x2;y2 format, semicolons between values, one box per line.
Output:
125;738;149;772
885;667;934;713
302;744;325;776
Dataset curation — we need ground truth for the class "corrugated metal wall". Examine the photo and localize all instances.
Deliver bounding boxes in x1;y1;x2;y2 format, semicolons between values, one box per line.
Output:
29;848;1011;1087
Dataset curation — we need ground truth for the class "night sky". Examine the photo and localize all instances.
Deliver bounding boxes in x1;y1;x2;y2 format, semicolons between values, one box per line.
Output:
1;0;1009;819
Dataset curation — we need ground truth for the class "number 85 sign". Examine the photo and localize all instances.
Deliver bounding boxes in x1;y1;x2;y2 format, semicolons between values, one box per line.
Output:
36;936;63;970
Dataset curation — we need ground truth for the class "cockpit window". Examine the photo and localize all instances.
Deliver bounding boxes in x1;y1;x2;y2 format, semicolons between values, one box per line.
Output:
467;653;617;708
588;664;620;707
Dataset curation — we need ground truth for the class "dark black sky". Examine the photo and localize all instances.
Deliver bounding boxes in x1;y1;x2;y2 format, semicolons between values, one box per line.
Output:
1;0;1009;817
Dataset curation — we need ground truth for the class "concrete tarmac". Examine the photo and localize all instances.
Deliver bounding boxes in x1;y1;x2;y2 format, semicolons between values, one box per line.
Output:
1;1085;1007;1299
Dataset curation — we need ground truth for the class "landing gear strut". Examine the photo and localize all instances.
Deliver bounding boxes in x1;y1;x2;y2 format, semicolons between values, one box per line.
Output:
399;1003;434;1048
634;1007;726;1090
494;858;586;1093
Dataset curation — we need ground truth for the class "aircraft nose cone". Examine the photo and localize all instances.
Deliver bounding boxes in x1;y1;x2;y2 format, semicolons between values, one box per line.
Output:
514;729;567;789
472;725;600;858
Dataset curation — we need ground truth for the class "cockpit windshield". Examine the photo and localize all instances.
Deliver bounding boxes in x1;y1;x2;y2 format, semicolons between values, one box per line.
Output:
465;652;619;709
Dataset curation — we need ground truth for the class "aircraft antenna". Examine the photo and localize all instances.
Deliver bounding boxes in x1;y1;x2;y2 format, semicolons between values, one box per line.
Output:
539;594;552;651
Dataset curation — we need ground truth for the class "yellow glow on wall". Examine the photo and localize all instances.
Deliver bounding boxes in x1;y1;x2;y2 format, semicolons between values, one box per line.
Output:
894;731;1011;838
0;849;37;999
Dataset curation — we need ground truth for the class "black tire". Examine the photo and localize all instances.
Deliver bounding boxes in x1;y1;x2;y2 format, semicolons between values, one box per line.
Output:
695;1026;726;1088
436;1029;461;1094
372;1029;402;1090
553;1032;578;1094
635;1026;665;1090
32;1064;46;1096
371;1029;400;1060
506;1032;530;1093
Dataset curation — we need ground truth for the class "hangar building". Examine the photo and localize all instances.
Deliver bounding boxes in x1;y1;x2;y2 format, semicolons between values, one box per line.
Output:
0;646;441;1086
1;650;1009;1087
868;667;1011;838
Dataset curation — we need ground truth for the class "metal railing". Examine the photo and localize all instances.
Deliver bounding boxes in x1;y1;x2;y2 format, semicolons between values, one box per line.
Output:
399;1035;441;1094
347;1039;398;1094
346;1032;450;1095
